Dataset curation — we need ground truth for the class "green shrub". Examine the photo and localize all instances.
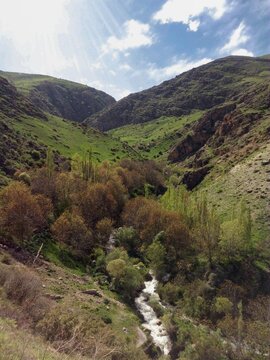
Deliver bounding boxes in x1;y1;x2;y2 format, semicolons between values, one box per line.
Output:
18;172;31;185
214;296;233;316
148;297;165;317
158;282;182;305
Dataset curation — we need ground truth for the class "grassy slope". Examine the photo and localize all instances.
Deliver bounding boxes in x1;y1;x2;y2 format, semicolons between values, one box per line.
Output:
0;317;73;360
0;248;144;360
197;141;270;240
0;71;88;95
109;111;203;160
10;114;138;163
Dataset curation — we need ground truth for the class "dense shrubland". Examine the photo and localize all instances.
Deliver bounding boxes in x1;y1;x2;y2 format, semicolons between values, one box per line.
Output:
0;153;269;359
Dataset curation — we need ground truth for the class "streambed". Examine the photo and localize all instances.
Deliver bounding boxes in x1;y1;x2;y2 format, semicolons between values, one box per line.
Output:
135;273;171;356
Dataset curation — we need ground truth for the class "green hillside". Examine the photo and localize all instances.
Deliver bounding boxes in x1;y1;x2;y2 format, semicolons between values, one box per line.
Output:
109;111;203;160
0;71;115;123
0;75;137;183
12;114;137;162
0;71;54;94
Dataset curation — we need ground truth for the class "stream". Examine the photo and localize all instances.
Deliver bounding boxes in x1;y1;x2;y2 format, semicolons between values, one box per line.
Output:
135;273;171;356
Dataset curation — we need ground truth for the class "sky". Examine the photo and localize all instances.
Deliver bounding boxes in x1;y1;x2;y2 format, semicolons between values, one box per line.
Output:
0;0;269;99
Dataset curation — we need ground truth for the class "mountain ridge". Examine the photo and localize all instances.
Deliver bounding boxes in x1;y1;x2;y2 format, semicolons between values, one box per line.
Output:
0;70;116;123
86;55;270;131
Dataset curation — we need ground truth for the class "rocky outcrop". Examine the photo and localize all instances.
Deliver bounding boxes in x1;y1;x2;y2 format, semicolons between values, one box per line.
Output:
182;166;212;190
168;103;236;163
0;77;46;120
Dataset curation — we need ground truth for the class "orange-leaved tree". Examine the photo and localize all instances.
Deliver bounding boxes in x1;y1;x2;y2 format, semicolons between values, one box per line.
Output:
0;181;52;242
51;210;93;256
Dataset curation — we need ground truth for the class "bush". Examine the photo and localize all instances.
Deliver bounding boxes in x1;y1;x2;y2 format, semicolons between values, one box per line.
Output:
3;265;42;305
18;172;31;185
31;150;41;160
118;266;144;302
180;331;227;360
148;297;165;317
0;264;50;322
107;258;126;278
38;304;121;358
214;296;233;316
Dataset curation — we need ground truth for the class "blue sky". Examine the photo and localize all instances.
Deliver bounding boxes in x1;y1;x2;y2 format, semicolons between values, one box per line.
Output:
0;0;269;99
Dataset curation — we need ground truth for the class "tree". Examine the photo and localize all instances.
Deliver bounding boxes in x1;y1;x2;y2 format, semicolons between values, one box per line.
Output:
220;201;253;260
118;266;144;302
193;195;220;268
96;218;114;246
114;227;139;256
77;180;125;228
0;182;52;242
45;148;55;179
71;150;94;181
106;258;126;278
146;233;167;279
51;210;92;256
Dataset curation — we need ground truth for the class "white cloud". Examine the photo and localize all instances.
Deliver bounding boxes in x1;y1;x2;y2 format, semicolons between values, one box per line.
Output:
220;22;253;57
188;20;200;32
153;0;227;31
231;48;254;57
119;63;132;71
102;19;153;53
149;57;212;82
92;82;131;100
92;62;103;70
0;0;72;74
221;22;248;52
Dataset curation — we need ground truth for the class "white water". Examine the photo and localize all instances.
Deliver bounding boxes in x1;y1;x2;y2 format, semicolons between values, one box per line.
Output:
135;274;171;356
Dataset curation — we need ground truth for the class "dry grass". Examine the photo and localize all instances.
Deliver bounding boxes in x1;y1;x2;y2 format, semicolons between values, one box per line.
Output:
0;263;51;323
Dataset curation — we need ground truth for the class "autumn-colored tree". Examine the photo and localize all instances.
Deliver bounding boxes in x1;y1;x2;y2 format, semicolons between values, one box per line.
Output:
95;218;114;245
122;197;167;243
51;210;93;256
0;182;52;242
31;167;57;204
122;197;190;257
116;159;165;195
164;213;190;250
54;172;86;214
77;179;126;228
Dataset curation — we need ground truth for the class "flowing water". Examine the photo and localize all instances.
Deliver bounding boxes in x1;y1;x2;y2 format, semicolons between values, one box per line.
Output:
135;273;171;356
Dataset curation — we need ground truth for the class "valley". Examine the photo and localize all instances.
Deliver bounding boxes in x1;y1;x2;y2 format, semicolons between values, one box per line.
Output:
0;55;270;360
